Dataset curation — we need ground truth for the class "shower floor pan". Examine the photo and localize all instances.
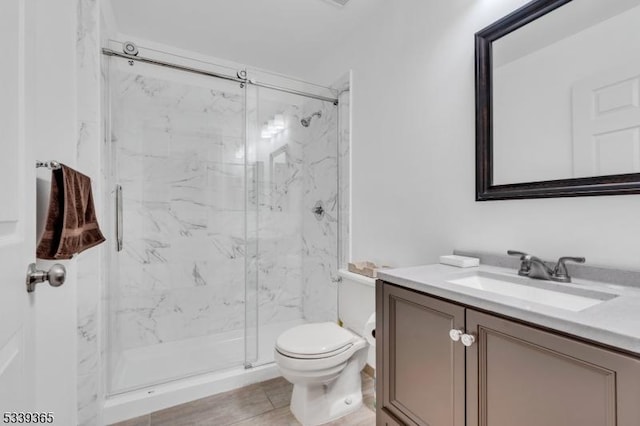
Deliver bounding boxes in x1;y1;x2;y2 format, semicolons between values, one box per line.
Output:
104;319;306;424
111;319;306;393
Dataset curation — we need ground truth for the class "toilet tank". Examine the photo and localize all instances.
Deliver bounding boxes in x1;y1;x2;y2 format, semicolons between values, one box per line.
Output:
338;269;376;369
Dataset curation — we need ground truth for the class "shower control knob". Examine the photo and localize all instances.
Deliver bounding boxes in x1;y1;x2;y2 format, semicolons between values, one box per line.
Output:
461;333;476;347
449;329;464;342
312;201;325;220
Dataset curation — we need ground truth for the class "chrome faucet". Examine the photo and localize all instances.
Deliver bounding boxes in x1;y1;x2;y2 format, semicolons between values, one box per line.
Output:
507;250;585;283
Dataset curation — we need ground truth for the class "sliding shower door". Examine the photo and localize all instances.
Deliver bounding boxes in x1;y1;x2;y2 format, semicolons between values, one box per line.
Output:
104;49;343;394
244;85;340;367
106;58;254;394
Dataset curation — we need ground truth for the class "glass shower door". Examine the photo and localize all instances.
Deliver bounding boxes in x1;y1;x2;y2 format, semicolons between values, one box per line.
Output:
244;84;340;367
106;57;251;394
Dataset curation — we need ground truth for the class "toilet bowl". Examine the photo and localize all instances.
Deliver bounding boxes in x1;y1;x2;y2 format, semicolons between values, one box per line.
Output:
274;322;368;426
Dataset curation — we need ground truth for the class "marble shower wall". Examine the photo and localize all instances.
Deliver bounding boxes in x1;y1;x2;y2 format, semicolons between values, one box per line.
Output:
336;75;351;270
76;0;103;424
249;92;340;328
106;55;345;379
109;61;248;353
250;110;305;328
300;100;340;323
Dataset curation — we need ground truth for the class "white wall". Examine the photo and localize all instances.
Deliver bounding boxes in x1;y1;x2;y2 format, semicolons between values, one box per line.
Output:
76;0;103;424
304;0;640;271
31;1;103;424
104;0;384;80
33;0;78;424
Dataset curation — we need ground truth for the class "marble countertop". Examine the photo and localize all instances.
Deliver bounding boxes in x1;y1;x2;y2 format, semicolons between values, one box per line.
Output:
377;263;640;356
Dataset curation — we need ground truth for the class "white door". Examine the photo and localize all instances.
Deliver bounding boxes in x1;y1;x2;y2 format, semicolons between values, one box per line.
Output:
0;0;37;417
572;60;640;178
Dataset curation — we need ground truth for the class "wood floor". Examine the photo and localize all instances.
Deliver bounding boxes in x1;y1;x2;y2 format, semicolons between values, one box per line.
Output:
111;372;376;426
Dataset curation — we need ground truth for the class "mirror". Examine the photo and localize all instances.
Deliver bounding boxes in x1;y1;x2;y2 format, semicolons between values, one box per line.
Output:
476;0;640;200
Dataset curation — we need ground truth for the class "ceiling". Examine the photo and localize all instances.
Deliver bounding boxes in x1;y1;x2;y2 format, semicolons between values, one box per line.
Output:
105;0;382;82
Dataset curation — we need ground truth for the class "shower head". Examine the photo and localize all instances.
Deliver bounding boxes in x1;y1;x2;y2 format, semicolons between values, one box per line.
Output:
300;111;322;127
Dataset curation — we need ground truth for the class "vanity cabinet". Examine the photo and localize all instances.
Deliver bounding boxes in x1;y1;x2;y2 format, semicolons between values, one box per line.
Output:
378;282;466;426
376;282;640;426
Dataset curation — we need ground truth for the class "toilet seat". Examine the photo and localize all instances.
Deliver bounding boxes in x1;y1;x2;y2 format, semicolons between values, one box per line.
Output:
275;322;356;358
276;343;353;359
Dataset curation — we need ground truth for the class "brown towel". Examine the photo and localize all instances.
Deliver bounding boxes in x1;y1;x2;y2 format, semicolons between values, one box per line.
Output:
36;164;106;259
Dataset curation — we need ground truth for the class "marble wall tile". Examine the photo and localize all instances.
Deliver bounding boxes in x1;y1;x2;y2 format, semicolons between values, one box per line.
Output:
77;373;99;426
76;0;100;122
246;97;342;339
76;0;102;423
77;250;100;377
252;111;304;330
106;52;346;388
337;88;351;269
109;66;249;357
300;100;340;323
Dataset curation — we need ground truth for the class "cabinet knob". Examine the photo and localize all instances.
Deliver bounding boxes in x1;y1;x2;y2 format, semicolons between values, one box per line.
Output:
461;333;476;347
449;329;464;342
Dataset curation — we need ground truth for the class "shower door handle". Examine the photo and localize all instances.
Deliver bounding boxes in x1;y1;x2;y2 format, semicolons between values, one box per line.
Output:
116;184;123;252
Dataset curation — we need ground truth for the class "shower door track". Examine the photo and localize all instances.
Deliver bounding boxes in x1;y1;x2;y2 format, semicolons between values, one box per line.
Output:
102;48;339;104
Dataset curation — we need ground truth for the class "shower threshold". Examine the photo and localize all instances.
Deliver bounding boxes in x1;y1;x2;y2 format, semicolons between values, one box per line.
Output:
104;319;306;424
109;319;306;394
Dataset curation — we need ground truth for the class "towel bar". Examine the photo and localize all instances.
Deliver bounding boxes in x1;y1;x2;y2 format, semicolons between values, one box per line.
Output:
36;160;61;170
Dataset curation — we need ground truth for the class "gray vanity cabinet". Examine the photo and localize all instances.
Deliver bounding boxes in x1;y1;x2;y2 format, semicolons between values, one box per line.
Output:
466;309;640;426
377;282;640;426
378;283;466;426
378;409;403;426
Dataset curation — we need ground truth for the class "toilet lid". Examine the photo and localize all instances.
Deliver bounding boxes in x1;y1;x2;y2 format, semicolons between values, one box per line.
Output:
276;322;355;357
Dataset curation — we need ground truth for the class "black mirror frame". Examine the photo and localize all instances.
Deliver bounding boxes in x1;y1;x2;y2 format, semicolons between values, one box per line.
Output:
475;0;640;201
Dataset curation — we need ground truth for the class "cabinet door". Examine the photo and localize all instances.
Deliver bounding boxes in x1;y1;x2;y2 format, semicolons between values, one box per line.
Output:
466;309;640;426
378;283;466;426
379;408;404;426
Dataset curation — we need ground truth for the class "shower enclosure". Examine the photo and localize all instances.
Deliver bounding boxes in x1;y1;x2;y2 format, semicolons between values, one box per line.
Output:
104;47;344;396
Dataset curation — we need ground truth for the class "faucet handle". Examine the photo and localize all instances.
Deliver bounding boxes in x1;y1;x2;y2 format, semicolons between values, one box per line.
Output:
553;256;586;283
507;250;530;259
507;250;532;276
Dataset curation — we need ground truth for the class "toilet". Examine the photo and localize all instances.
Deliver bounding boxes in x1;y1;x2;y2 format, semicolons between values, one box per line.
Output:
274;322;368;425
274;270;376;426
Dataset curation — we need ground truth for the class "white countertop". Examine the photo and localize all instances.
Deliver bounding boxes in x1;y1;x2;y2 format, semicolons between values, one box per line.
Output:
377;263;640;355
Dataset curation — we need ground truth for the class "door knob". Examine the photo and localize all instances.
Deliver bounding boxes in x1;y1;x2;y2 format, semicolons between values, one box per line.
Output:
26;263;66;293
449;329;464;342
461;333;476;347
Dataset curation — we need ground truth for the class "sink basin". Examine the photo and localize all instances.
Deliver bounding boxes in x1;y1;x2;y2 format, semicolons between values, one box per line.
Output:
447;271;617;312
